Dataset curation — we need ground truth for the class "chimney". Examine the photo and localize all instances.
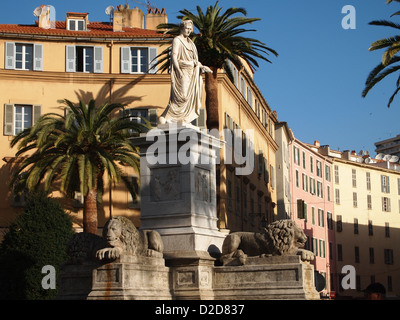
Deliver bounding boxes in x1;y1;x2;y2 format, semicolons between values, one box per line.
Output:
113;4;145;31
314;140;320;147
146;8;168;30
113;9;124;32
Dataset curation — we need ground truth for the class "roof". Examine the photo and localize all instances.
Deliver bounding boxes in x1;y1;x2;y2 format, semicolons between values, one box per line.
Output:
0;21;167;39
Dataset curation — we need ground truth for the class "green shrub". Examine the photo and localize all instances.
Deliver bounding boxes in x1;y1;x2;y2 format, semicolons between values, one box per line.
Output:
0;192;74;300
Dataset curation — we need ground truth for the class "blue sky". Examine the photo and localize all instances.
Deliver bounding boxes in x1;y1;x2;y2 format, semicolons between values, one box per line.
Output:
2;0;400;155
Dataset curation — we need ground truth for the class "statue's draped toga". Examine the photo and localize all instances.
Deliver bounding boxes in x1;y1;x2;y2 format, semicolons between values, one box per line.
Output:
160;20;212;124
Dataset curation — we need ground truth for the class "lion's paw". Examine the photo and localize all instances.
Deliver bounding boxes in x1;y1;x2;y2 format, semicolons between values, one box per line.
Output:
297;249;314;262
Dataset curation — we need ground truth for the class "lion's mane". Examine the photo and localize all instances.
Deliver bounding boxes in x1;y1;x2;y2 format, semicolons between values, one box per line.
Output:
102;216;141;255
264;219;297;255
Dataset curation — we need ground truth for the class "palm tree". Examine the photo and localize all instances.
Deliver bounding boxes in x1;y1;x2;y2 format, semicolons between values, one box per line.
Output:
10;99;147;234
156;1;278;130
363;0;400;107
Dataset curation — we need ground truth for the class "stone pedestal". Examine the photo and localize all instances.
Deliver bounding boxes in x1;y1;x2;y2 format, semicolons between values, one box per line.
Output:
87;256;172;300
134;123;226;256
213;255;320;300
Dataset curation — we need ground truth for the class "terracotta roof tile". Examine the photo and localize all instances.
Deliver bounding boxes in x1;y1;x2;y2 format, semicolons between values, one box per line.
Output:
0;21;166;38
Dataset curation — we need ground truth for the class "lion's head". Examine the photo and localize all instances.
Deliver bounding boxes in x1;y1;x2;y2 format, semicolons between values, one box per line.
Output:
102;216;140;255
265;220;307;255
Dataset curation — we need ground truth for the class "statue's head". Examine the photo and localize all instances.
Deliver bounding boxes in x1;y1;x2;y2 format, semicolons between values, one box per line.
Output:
180;19;193;36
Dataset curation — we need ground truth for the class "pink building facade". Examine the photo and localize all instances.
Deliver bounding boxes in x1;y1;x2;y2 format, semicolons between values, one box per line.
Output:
290;139;336;298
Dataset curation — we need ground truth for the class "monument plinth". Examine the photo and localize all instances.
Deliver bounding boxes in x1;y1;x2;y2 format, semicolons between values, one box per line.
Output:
135;123;226;258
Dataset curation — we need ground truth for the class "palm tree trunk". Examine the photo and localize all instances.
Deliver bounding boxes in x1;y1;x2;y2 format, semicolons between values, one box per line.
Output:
83;188;98;234
205;67;219;130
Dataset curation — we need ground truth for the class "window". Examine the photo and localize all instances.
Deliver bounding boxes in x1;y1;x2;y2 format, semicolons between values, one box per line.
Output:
68;19;86;31
334;165;339;184
382;197;391;212
295;170;299;188
353;192;358;208
297;199;306;219
369;248;375;264
398;178;400;195
381;175;390;193
302;173;308;191
5;42;43;71
318;209;324;227
319;240;325;258
66;45;103;73
191;109;206;128
121;47;158;74
368;220;373;236
384;249;394;265
327;185;331;201
335;188;340;205
316;160;322;177
317;181;323;198
293;146;300;165
240;76;246;98
309;206;314;224
337;244;343;261
385;222;390;237
355;246;360;263
388;276;393;292
325;165;331;181
125;108;157;127
352;169;357;188
4;104;41;136
247;88;253;108
327;212;333;230
354;218;359;234
310;156;314;173
367;172;371;190
310;177;316;195
270;165;275;189
302;151;306;169
367;194;372;210
336;215;342;232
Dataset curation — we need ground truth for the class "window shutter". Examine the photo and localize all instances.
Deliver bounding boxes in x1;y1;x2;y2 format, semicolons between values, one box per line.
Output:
66;45;76;72
258;151;264;175
93;46;103;73
148;47;158;74
121;47;131;74
148;108;158;127
33;105;42;124
33;44;43;71
297;199;304;219
5;42;15;70
4;104;14;135
264;157;269;184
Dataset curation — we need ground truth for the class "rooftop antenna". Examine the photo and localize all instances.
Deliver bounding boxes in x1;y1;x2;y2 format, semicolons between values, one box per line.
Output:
132;0;156;12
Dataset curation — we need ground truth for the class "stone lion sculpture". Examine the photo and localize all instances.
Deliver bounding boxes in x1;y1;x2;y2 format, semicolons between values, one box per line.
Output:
96;216;164;261
220;219;314;265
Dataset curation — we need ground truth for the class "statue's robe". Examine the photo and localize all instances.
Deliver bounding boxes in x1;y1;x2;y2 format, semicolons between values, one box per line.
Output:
162;35;203;123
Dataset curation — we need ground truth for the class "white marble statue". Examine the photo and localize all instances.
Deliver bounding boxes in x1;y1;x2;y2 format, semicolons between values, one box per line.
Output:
159;20;212;125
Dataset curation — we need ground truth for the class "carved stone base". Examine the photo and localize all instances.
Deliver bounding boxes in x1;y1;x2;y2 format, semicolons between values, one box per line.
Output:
213;255;320;300
57;262;100;300
87;256;172;300
165;250;216;300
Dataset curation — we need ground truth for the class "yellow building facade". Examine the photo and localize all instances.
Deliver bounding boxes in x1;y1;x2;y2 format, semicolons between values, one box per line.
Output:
321;148;400;299
0;5;278;237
